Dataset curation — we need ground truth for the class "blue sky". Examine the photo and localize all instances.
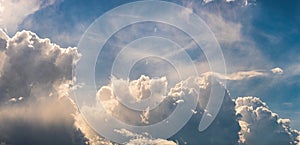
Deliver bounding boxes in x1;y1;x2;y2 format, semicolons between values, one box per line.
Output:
0;0;300;144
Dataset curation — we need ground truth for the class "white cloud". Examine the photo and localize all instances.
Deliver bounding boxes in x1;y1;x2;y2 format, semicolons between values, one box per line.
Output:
0;30;87;145
80;71;300;145
271;67;284;74
225;0;256;6
114;129;177;145
169;75;241;145
203;0;214;4
0;28;298;145
0;0;57;34
127;75;167;102
236;96;300;145
202;70;266;81
74;113;113;145
198;11;242;44
82;74;240;145
82;76;175;129
127;138;177;145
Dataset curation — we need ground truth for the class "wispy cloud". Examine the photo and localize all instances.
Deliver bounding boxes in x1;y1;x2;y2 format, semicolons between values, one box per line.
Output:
202;70;266;81
0;0;58;34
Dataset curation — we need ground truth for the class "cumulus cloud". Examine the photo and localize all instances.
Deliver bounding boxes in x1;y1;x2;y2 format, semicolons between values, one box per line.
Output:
0;30;79;103
0;29;298;145
79;70;300;145
170;76;241;145
271;67;283;74
236;96;300;145
82;76;175;130
0;30;88;145
82;74;240;145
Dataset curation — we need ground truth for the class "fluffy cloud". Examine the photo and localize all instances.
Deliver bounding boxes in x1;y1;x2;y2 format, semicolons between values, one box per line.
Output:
0;30;79;103
0;29;176;145
170;76;241;145
0;29;299;145
0;30;87;145
236;96;300;145
82;75;240;145
84;73;300;145
271;67;283;74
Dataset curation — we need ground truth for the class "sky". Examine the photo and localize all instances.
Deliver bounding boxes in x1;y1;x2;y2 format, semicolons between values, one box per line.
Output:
0;0;300;145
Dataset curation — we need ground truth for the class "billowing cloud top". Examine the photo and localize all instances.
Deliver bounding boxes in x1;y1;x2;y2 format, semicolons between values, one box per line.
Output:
0;29;86;145
0;30;299;145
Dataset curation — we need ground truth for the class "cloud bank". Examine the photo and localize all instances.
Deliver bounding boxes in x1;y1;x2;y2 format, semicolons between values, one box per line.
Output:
0;29;299;145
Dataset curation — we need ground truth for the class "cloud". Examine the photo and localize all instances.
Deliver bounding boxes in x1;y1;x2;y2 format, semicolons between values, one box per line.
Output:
114;129;177;145
81;74;241;145
181;0;270;73
199;11;242;44
80;70;300;145
74;113;113;145
0;0;57;34
225;0;256;6
0;29;298;145
126;75;167;102
202;70;266;81
236;96;300;145
127;138;176;145
0;30;80;103
169;76;241;145
271;67;283;74
203;0;214;4
0;30;88;145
